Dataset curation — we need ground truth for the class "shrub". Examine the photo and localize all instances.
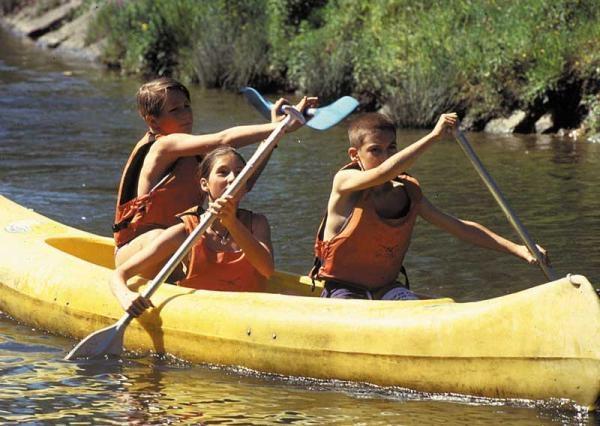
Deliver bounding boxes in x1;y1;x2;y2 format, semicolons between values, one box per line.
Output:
88;0;600;128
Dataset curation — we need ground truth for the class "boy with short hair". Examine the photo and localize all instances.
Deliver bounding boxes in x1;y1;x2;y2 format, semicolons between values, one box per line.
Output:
114;77;315;273
311;112;548;300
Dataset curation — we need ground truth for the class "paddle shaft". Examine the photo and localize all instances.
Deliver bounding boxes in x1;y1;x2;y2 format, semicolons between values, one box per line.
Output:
454;129;557;281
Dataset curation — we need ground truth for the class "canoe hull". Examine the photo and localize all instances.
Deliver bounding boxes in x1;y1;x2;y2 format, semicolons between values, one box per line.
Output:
0;195;598;409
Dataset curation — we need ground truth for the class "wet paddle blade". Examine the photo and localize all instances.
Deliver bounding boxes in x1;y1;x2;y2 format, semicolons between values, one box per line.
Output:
241;87;358;130
240;87;272;121
64;322;125;360
305;96;359;130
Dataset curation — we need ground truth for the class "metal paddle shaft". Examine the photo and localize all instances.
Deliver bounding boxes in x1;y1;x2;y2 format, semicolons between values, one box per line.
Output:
453;129;557;282
65;107;305;361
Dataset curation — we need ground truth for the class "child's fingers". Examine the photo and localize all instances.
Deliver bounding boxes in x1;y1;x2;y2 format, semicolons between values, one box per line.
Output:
536;244;551;266
271;98;290;121
140;296;153;309
128;297;149;317
294;96;320;114
441;113;458;128
207;204;221;215
214;196;234;208
209;196;237;220
294;96;308;112
297;96;319;111
273;98;288;109
208;198;233;216
306;96;319;107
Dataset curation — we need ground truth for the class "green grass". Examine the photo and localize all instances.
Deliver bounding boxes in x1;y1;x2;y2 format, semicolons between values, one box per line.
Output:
84;0;600;130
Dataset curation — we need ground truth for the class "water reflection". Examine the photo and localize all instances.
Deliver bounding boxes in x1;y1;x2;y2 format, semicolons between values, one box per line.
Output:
1;317;594;425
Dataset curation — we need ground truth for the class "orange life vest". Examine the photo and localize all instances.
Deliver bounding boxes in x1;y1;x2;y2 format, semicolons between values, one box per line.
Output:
311;163;422;289
176;207;266;292
113;132;203;247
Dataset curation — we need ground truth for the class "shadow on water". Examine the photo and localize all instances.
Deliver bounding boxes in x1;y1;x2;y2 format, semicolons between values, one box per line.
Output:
0;26;599;425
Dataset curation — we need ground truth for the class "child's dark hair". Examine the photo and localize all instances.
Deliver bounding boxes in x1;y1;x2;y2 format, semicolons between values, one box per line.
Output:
347;113;396;148
197;147;247;183
137;77;190;119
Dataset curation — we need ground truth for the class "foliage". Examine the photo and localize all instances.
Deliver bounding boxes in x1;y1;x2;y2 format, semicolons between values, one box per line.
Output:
582;94;600;134
87;0;600;128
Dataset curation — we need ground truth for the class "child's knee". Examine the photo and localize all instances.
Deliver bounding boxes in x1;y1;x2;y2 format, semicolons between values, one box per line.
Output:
114;228;165;266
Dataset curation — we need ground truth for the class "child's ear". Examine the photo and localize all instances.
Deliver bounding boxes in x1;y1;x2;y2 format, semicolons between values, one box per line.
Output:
348;146;359;162
199;177;209;193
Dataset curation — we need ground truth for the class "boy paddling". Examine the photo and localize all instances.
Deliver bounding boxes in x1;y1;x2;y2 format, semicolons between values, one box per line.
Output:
114;77;316;273
311;113;549;300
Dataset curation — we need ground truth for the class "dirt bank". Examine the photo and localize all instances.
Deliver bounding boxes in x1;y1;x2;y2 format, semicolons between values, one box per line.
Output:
0;0;103;61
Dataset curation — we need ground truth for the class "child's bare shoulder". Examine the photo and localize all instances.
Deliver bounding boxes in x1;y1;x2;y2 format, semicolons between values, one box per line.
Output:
332;167;361;188
333;166;361;180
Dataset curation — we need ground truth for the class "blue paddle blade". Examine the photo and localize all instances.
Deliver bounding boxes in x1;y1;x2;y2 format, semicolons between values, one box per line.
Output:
241;87;358;130
241;87;273;121
306;96;359;130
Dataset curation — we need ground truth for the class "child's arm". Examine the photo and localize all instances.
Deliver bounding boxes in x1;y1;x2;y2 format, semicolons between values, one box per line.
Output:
154;123;278;159
157;96;317;160
109;224;187;316
209;195;274;278
335;113;457;194
140;97;318;194
418;196;549;265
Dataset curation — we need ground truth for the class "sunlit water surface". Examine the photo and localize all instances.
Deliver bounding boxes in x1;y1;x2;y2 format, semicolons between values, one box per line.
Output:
1;28;599;424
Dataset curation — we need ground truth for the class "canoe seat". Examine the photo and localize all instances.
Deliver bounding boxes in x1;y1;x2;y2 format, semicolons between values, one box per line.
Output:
45;237;115;269
43;237;322;296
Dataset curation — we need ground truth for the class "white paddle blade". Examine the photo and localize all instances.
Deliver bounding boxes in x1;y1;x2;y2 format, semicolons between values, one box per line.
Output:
64;323;125;360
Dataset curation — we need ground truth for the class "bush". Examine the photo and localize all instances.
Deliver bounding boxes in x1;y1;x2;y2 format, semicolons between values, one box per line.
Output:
88;0;600;128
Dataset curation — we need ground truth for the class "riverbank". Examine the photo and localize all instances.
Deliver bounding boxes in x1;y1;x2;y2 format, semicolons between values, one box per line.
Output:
2;0;599;141
0;0;104;61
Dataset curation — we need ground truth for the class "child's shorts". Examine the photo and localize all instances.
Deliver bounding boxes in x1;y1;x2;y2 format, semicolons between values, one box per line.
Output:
321;280;419;301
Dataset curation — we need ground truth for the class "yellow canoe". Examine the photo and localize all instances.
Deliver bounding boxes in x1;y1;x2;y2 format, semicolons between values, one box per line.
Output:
0;195;598;410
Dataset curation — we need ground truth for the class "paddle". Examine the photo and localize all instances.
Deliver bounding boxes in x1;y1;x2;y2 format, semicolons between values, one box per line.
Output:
453;128;557;281
241;87;359;130
65;106;307;360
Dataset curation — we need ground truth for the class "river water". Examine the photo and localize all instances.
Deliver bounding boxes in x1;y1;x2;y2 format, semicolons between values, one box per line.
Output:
0;27;599;424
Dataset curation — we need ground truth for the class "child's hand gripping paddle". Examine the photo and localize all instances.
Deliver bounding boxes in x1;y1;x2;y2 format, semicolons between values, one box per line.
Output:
241;87;359;131
64;106;306;361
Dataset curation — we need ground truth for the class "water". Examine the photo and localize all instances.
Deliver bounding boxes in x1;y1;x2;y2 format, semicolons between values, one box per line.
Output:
1;27;599;424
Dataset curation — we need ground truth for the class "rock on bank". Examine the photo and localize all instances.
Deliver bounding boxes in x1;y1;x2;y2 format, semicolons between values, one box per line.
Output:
0;0;103;61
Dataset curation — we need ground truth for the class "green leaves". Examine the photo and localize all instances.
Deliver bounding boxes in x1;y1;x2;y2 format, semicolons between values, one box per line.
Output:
89;0;600;127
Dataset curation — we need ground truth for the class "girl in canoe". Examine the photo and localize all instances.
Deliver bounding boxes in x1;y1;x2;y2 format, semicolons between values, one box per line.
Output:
110;146;274;317
114;77;314;271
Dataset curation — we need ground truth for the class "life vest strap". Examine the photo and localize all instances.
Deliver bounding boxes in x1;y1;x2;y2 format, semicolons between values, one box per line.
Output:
112;218;133;233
